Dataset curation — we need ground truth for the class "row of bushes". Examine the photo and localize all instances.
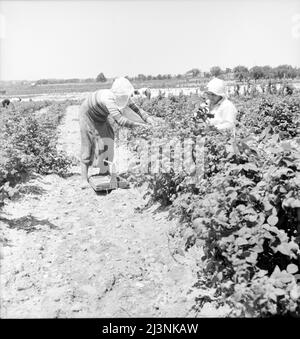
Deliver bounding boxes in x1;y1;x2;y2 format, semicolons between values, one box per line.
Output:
0;101;72;208
127;93;300;316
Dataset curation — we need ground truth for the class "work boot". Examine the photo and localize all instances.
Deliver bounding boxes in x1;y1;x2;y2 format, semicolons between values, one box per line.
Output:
98;171;110;176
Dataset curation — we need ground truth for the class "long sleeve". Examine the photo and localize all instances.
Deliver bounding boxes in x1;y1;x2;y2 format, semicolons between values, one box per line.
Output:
97;90;140;128
128;98;150;122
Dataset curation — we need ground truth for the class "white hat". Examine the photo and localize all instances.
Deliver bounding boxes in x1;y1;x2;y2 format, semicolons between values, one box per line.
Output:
111;77;134;109
206;78;226;97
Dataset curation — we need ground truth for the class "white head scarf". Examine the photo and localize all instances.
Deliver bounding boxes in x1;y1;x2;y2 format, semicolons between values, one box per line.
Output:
206;78;227;97
111;77;134;109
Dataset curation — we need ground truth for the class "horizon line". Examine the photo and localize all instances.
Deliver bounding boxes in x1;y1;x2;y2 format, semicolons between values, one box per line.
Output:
1;63;300;83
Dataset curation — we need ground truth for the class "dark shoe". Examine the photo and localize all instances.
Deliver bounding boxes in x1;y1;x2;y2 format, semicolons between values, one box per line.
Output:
98;171;110;176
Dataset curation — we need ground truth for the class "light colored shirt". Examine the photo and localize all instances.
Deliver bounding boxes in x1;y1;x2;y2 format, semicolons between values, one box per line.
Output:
208;98;237;130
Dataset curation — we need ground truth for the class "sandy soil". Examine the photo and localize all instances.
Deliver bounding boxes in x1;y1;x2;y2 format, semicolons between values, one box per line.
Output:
0;105;216;318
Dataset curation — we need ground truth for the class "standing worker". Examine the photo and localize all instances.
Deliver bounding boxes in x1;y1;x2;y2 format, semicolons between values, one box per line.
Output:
133;87;151;100
79;77;155;189
1;98;11;108
140;87;151;100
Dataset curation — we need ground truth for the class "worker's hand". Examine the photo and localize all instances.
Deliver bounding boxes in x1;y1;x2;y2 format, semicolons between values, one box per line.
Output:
208;117;220;125
146;117;156;126
135;122;150;129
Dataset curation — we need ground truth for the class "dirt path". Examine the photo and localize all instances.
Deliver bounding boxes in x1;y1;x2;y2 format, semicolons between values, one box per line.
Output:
0;105;206;318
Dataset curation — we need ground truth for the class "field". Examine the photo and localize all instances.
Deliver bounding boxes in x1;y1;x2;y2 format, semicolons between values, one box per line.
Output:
0;88;300;317
2;78;300;98
0;78;203;97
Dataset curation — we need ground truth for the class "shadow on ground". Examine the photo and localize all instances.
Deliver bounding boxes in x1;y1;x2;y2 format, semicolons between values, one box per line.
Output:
0;235;11;247
0;215;58;233
95;189;114;196
18;184;47;196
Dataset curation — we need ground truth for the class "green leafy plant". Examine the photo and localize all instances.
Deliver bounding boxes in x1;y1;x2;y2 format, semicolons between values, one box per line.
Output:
0;101;71;208
128;93;300;316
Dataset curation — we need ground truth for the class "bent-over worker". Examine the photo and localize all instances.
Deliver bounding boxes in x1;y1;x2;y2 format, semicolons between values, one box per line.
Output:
79;77;155;189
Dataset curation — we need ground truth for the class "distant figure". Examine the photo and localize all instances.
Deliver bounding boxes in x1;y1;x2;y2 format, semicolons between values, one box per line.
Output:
250;84;257;96
267;80;272;94
246;81;251;95
284;84;294;95
133;87;151;100
1;98;11;108
271;82;277;94
278;84;284;96
234;83;240;96
142;87;151;100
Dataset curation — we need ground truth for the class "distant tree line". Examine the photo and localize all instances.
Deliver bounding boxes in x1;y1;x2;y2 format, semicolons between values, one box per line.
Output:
96;73;107;82
35;78;96;85
33;64;300;85
35;72;107;85
129;64;300;82
230;65;300;82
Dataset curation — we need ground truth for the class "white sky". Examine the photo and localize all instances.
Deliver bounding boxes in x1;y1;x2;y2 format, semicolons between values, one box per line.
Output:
0;0;300;80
